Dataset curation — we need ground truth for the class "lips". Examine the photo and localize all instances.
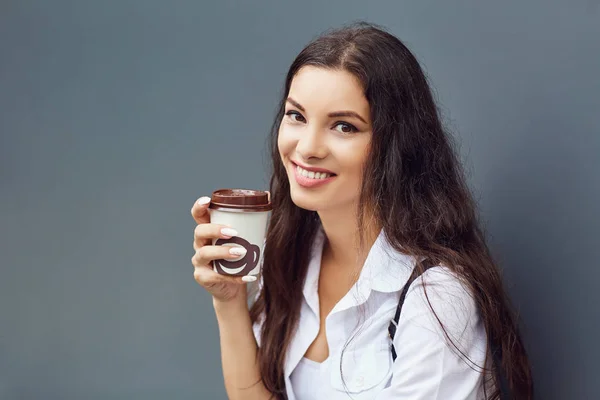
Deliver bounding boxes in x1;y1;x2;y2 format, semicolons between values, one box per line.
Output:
292;162;337;188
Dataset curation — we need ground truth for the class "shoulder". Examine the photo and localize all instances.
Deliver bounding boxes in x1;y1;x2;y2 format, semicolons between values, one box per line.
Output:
385;265;488;398
407;265;474;301
397;265;483;345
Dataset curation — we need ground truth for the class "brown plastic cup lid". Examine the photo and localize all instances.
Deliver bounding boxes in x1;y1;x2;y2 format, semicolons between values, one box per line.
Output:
208;189;272;212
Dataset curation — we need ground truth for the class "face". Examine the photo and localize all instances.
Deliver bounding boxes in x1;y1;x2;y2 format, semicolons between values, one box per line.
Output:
278;66;372;213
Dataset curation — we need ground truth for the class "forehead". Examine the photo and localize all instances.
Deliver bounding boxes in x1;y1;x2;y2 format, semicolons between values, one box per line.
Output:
288;66;369;115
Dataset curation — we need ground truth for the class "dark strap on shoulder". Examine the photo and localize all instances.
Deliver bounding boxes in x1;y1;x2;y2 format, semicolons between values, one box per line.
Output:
387;259;512;399
387;258;435;359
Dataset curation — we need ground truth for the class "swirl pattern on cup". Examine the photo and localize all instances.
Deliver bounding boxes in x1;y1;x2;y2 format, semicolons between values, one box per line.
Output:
213;236;261;277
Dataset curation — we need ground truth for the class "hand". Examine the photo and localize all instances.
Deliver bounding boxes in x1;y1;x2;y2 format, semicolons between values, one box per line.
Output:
190;196;252;303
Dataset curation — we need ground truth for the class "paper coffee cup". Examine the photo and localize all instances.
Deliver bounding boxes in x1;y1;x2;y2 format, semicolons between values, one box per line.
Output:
208;189;272;277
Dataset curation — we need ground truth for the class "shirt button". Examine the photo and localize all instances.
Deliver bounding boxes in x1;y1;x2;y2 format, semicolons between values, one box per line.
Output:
354;375;365;388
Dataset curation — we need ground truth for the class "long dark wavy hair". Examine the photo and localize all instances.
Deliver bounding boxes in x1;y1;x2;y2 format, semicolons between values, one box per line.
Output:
249;21;533;399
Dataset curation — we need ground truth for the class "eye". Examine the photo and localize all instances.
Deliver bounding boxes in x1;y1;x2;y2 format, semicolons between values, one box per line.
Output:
285;110;306;123
333;122;358;134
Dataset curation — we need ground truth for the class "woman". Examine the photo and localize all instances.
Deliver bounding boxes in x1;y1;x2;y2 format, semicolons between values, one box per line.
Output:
191;22;533;399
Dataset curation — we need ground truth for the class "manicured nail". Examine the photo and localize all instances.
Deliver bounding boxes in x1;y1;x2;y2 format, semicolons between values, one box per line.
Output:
197;196;211;205
221;228;238;237
229;247;247;256
242;275;257;282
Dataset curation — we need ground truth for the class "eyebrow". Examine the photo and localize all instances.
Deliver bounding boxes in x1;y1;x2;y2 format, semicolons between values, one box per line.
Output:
286;97;368;124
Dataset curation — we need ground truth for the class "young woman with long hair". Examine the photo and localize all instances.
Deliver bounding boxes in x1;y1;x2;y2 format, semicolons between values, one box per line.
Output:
191;22;533;400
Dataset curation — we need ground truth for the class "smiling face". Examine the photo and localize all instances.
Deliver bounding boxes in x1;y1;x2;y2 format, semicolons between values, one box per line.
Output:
278;66;373;213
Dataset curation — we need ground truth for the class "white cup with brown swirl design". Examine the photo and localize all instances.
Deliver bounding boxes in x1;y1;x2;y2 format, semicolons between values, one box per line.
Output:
208;189;272;277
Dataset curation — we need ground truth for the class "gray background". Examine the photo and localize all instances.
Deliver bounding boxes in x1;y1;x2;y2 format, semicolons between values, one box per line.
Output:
1;1;598;399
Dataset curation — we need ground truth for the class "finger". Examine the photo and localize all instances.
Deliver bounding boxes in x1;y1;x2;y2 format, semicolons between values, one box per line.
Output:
191;196;212;225
193;265;249;286
194;224;238;248
191;245;248;268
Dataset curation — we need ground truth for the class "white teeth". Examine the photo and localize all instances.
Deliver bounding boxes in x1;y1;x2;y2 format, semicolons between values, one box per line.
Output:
296;165;332;179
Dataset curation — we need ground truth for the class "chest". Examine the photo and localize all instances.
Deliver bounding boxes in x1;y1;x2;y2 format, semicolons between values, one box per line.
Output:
304;258;358;361
289;289;396;400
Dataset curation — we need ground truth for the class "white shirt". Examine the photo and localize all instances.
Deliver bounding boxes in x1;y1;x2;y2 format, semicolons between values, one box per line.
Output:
253;226;488;400
290;357;329;400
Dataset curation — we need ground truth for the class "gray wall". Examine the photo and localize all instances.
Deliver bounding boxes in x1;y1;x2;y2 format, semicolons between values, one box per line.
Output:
1;1;598;399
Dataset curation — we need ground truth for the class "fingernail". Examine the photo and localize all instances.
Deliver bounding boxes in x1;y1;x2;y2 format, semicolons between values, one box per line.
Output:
197;196;211;205
242;275;257;282
221;228;238;237
229;247;247;256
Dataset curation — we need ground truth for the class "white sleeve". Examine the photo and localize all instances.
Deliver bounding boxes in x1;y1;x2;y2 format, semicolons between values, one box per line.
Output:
376;267;488;400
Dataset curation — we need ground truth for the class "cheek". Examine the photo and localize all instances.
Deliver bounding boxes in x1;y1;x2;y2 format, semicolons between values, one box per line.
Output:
335;141;370;175
277;125;295;158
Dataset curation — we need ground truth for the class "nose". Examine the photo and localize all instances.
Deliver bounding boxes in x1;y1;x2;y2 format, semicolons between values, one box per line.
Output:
296;127;328;161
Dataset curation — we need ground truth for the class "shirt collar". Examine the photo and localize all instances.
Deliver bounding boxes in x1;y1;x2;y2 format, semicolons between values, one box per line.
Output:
302;227;325;316
302;225;417;315
364;228;417;293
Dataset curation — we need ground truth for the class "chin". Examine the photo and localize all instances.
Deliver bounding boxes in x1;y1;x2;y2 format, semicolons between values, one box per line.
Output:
289;186;323;212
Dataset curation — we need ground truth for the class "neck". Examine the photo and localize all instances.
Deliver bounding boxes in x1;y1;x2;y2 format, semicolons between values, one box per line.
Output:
318;202;381;272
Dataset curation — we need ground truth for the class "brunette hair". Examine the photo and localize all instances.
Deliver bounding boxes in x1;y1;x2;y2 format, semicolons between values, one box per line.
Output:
249;21;533;399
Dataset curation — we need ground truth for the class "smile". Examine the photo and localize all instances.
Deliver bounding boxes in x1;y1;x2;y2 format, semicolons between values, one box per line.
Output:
292;163;337;188
296;164;333;179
